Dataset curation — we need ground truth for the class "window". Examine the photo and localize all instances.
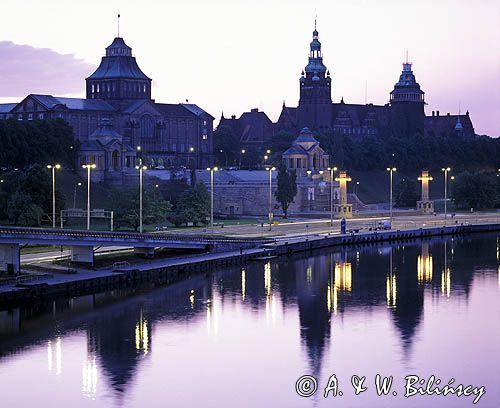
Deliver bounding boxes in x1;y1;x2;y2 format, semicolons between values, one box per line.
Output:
139;114;155;139
17;114;22;121
202;134;208;140
203;120;207;126
38;113;44;120
28;113;33;121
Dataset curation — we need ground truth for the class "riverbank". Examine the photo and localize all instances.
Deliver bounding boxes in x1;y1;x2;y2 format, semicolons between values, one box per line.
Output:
0;222;499;307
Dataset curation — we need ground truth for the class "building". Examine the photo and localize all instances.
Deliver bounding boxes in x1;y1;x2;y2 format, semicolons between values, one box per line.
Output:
0;35;214;180
220;25;476;151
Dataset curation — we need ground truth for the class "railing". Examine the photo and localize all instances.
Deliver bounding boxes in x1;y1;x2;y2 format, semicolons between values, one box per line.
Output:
0;225;275;244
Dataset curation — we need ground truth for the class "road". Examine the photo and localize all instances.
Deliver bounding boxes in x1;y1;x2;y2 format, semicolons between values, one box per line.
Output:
160;212;500;239
17;212;500;265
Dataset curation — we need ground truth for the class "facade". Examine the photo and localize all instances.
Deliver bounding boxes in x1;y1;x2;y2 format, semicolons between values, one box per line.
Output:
0;36;214;180
220;25;476;150
282;127;329;176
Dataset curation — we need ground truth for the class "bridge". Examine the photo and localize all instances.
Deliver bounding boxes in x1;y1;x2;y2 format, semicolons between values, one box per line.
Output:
0;226;272;273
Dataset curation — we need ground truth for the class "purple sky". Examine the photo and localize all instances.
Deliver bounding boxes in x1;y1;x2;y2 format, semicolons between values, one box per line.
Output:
0;0;498;136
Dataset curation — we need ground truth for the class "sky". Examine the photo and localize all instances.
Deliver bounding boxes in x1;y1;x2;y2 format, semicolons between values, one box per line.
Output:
0;0;499;136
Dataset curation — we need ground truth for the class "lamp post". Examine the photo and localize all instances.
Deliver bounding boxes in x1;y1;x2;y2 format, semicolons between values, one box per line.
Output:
47;164;61;228
207;167;218;228
136;146;142;166
239;149;246;168
73;182;82;208
136;165;147;233
441;167;451;223
354;181;360;195
0;179;3;193
266;167;276;231
82;164;96;230
328;167;337;226
189;146;195;170
386;167;396;224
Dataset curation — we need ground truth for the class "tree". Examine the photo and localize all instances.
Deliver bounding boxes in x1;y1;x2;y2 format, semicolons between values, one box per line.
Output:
213;125;240;166
275;162;297;218
6;192;44;226
394;179;418;208
111;187;171;231
171;182;210;226
452;171;500;210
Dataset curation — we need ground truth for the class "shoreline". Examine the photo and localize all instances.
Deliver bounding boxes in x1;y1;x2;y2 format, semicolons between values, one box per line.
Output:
0;222;499;307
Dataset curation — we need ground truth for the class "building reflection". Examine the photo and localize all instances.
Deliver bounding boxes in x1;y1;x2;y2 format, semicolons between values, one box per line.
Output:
1;234;499;403
417;242;433;283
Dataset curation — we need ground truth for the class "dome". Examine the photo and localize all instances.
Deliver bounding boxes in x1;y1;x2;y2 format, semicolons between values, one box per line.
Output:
293;127;319;151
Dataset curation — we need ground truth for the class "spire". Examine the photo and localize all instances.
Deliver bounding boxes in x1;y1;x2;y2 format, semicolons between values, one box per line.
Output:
117;11;121;37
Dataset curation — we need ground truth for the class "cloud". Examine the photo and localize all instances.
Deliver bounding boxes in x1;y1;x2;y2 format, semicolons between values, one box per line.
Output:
0;42;95;97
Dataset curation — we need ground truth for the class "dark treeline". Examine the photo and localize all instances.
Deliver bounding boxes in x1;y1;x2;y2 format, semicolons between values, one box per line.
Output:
0;119;77;169
215;125;499;173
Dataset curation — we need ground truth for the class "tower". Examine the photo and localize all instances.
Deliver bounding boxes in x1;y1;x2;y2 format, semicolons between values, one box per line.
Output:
297;23;332;130
417;170;433;214
86;36;152;103
333;171;352;218
389;59;425;137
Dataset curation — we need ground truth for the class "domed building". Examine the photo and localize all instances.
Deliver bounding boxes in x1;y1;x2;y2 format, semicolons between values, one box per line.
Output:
0;32;215;179
282;127;329;176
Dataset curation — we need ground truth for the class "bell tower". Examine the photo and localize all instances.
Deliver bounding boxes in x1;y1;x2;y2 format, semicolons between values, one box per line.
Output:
297;22;332;130
389;57;425;137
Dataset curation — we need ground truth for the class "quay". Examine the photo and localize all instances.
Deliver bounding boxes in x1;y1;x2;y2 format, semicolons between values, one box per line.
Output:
0;221;499;306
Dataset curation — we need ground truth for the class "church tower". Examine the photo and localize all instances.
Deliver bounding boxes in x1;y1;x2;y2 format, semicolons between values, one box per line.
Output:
86;36;152;104
389;60;425;137
297;23;332;131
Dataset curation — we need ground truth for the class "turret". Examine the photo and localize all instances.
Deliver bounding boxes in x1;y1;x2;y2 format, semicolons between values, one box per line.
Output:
297;23;332;130
86;36;152;102
389;59;425;137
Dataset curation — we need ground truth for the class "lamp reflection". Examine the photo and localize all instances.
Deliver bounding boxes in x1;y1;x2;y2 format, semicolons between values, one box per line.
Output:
334;261;352;292
47;337;62;375
441;241;451;298
386;248;396;307
417;243;433;283
241;269;246;301
135;314;149;355
82;355;98;399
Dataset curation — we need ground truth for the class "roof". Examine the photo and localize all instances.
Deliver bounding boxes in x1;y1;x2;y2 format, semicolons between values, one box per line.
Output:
87;37;151;81
0;103;17;113
87;56;151;80
425;113;475;137
27;95;116;111
155;103;194;117
181;103;214;119
53;97;116;111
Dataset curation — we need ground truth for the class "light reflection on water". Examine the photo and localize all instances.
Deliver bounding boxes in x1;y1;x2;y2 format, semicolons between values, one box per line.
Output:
0;234;499;408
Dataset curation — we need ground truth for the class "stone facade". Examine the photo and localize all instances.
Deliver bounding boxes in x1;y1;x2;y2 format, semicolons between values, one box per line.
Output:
219;25;477;151
0;36;214;178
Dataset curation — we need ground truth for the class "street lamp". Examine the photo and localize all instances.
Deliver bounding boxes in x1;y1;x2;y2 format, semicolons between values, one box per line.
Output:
355;181;360;195
328;167;338;226
135;165;147;233
386;167;396;224
73;182;82;208
82;164;96;230
239;149;246;168
136;146;142;166
47;164;61;228
266;167;276;231
441;167;451;223
207;167;218;228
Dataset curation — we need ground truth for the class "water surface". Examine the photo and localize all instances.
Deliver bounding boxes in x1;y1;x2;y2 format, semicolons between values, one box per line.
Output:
0;234;499;407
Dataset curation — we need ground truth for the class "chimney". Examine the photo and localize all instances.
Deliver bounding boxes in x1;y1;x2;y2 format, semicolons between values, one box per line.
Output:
231;115;236;119
447;112;450;116
436;110;440;116
432;111;435;116
251;108;259;113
